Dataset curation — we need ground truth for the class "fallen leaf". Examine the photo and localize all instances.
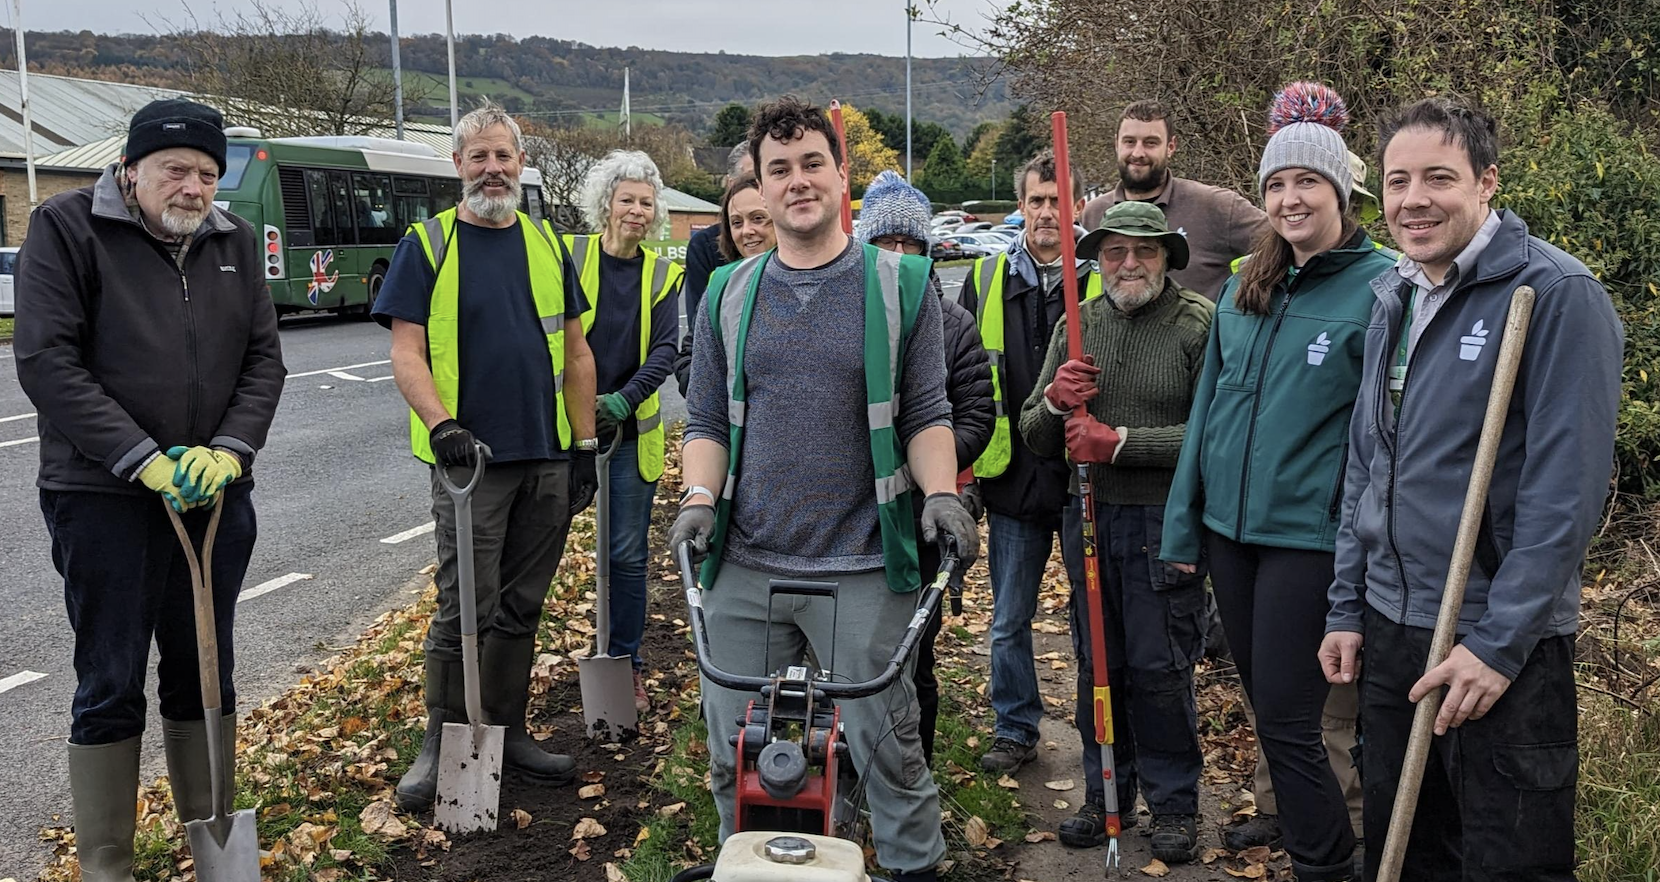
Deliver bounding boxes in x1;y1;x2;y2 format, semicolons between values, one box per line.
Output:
569;840;593;861
582;770;606;783
1240;846;1272;864
572;817;608;840
604;864;628;882
1201;847;1229;864
985;836;1003;849
511;808;532;829
1024;830;1057;843
357;800;404;839
1053;799;1070;810
964;815;988;847
1224;865;1266;879
1043;778;1075;791
579;783;606;799
329;849;353;863
1141;858;1170;877
634;826;651;846
657;802;686;817
997;775;1020;789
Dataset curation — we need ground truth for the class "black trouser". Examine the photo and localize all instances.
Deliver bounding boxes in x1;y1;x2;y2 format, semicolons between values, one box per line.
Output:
1207;533;1354;879
912;536;946;767
1069;503;1206;815
1360;606;1577;882
43;484;257;745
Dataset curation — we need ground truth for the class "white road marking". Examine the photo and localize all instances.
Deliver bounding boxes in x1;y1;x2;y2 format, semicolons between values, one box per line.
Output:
368;375;397;383
0;436;39;448
287;359;391;379
381;521;435;544
328;370;366;382
0;412;36;423
0;670;48;695
239;572;313;604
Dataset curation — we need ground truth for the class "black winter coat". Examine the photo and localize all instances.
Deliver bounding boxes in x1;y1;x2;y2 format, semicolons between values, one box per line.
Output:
935;274;993;469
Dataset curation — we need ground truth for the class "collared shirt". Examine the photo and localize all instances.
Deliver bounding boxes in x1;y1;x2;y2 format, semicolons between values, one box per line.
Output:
1389;209;1502;409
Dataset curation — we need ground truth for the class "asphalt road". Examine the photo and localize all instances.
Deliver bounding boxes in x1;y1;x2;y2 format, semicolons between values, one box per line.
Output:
0;262;965;876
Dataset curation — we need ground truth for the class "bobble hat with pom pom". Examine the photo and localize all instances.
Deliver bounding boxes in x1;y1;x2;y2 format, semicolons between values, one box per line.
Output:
854;170;934;247
1258;81;1353;211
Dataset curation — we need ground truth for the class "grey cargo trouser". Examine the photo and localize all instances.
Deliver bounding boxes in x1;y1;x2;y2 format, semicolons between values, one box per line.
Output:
701;561;946;874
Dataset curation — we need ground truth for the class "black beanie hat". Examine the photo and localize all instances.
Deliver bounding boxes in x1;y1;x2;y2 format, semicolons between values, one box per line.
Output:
123;98;228;174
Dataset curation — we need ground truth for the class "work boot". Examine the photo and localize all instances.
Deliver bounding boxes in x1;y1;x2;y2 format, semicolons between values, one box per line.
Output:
162;714;238;823
1057;799;1138;848
481;635;576;784
978;737;1036;774
1150;814;1201;864
887;870;937;882
67;736;141;882
1221;811;1282;851
396;655;465;812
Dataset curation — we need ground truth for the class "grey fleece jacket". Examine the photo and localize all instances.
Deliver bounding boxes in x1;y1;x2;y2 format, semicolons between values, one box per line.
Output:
1327;210;1623;680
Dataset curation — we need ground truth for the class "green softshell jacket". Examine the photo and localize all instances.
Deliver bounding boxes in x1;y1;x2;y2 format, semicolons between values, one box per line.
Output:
1162;230;1397;562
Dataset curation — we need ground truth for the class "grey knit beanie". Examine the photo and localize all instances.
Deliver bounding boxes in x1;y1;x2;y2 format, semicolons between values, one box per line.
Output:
854;170;933;246
1258;82;1353;212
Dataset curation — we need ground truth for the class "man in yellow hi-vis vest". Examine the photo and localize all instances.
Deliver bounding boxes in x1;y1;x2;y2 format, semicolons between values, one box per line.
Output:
374;101;598;811
567;149;685;713
956;150;1099;777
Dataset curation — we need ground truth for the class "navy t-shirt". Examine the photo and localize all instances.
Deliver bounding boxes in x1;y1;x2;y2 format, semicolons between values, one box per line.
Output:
586;250;681;444
373;218;587;463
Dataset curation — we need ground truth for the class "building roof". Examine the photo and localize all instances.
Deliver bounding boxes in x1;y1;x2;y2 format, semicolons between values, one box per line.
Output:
659;187;719;213
0;69;185;155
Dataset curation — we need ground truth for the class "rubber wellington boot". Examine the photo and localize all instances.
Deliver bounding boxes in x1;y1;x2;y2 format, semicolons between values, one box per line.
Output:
395;656;465;812
481;635;576;784
163;713;238;822
67;737;141;882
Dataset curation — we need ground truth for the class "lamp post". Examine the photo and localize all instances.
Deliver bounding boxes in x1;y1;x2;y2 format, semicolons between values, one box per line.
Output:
389;0;404;139
904;2;912;180
991;156;996;201
445;0;458;127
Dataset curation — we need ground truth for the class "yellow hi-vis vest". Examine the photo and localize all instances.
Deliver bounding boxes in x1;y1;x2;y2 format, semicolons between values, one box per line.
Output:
970;251;1104;479
565;234;684;483
407;208;571;464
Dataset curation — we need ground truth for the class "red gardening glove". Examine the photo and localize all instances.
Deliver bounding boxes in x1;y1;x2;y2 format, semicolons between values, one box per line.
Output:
1065;414;1126;464
1044;355;1100;412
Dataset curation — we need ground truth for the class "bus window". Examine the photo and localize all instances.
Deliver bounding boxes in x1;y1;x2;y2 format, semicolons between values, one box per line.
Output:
220;145;256;191
328;171;356;245
392;176;432;231
431;178;461;212
523;185;545;224
305;169;336;245
353;173;399;245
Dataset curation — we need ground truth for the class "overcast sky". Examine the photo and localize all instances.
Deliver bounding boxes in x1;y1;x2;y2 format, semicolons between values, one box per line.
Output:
10;0;1005;58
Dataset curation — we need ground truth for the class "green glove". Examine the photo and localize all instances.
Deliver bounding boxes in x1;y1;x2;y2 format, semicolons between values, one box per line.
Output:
596;392;632;432
136;451;196;512
168;445;243;504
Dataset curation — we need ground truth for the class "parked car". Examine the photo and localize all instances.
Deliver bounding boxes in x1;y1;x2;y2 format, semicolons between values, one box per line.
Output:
1002;212;1024;226
930;239;971;262
957;221;995;232
940;234;1004;258
0;247;17;315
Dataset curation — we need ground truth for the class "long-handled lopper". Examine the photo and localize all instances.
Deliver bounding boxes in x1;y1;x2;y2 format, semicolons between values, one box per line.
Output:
829;99;854;235
1051;109;1123;871
579;432;638;741
434;440;506;834
165;501;260;882
1376;285;1536;882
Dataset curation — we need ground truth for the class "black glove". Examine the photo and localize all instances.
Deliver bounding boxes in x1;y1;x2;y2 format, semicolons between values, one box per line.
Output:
960;482;985;523
921;491;980;568
429;419;479;467
569;448;598;514
668;504;717;564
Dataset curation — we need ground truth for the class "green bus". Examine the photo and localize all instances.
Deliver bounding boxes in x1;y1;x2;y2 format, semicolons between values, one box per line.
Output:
213;132;547;316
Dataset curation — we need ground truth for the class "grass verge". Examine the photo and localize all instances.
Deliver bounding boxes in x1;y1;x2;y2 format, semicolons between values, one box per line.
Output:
1578;693;1660;881
0;316;13;340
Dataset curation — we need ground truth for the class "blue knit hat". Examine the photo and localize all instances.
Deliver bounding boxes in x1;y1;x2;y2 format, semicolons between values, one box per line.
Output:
854;170;933;246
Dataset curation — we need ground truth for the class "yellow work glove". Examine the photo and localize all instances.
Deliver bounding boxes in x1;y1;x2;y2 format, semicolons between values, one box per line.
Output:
136;452;198;512
168;445;243;506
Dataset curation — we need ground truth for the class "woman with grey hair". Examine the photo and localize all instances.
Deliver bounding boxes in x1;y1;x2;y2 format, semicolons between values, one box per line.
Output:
566;149;684;712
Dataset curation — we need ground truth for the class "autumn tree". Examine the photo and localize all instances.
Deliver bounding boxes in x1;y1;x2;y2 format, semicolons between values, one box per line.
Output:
162;1;421;137
522;118;716;231
838;105;902;193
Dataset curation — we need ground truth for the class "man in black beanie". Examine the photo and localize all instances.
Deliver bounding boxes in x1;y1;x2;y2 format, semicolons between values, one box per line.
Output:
14;97;283;882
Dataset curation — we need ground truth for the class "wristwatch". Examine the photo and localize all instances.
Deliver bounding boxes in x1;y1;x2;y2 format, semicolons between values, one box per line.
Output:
681;484;715;506
575;438;600;451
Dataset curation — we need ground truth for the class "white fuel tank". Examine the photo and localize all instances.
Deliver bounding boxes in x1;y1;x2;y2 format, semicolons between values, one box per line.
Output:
711;832;871;882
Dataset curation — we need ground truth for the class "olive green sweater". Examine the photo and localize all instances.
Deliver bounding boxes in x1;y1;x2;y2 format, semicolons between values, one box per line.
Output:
1018;279;1215;505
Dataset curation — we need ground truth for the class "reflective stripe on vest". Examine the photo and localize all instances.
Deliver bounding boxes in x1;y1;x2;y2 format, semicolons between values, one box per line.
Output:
970;252;1103;478
701;244;926;593
567;234;684;482
407;209;571;463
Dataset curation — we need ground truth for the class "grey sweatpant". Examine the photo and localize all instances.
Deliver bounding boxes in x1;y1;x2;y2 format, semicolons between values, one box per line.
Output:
701;561;946;874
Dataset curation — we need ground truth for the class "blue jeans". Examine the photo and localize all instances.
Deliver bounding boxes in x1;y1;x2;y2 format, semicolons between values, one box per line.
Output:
604;438;657;668
42;484;258;745
986;500;1083;745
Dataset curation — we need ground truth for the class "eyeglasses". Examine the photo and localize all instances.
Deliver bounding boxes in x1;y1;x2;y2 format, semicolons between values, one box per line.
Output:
872;235;926;255
1099;243;1163;263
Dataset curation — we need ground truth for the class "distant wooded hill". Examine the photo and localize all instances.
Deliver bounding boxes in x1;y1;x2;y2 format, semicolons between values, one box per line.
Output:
2;29;1013;138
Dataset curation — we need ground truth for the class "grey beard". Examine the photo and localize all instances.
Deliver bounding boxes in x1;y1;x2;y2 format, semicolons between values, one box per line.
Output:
1108;276;1162;311
464;178;520;223
159;205;207;236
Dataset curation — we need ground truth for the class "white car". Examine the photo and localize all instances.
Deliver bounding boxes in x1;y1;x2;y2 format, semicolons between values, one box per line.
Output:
0;246;16;315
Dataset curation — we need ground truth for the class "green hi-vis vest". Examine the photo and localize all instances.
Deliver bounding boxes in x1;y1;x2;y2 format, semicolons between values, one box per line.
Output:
565;234;685;483
969;252;1104;478
407;209;571;464
701;244;931;593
